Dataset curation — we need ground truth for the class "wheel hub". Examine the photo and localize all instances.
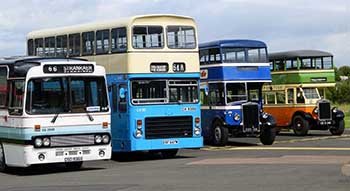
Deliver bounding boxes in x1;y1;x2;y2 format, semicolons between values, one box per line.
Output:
214;126;222;141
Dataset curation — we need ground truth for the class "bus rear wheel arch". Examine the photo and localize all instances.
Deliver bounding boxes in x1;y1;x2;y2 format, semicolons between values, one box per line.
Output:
292;115;310;136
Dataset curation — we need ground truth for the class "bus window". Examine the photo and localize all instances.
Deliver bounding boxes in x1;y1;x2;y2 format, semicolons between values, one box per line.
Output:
297;88;305;103
286;60;296;70
208;83;225;106
323;57;333;69
112;84;118;111
69;33;81;56
314;58;322;69
9;80;24;115
287;88;294;104
0;67;8;108
34;38;44;56
27;39;34;56
209;48;221;64
200;89;208;105
247;48;259;63
302;88;320;99
132;26;163;49
276;91;285;104
269;62;274;71
226;83;247;103
111;27;127;53
167;26;196;49
265;93;275;104
96;29;110;55
168;80;198;103
275;60;285;71
259;48;268;62
131;80;167;104
44;37;55;56
222;48;245;63
82;31;95;55
56;35;68;57
199;49;209;64
118;84;127;112
301;58;312;69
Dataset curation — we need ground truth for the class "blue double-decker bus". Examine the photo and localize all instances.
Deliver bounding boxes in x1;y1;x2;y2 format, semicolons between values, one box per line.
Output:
199;40;276;146
27;14;203;158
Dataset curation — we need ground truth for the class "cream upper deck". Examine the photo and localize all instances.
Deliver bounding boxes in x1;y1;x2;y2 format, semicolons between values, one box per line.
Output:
27;14;200;74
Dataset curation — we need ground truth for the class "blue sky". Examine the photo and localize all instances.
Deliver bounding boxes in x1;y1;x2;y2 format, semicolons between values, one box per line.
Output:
0;0;349;66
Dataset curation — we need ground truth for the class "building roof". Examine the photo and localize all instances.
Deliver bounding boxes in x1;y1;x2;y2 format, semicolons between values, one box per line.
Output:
199;39;267;49
269;50;333;60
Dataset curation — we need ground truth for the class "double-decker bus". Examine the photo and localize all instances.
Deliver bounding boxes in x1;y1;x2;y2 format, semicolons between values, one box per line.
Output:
199;40;276;146
263;50;345;136
0;57;111;171
27;14;203;158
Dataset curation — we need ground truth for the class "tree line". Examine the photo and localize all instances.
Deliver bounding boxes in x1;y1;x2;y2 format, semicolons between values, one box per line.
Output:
327;66;350;104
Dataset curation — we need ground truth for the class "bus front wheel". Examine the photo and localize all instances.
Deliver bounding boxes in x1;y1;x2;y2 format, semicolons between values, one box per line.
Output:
292;115;309;136
211;121;229;146
0;142;7;172
260;128;276;145
330;119;345;136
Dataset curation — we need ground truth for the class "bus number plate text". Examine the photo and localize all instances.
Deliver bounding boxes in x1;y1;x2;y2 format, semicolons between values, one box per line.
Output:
64;156;83;162
163;139;179;145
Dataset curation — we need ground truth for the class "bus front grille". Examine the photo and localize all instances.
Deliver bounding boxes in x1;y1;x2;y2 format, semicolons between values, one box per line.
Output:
242;103;259;132
50;135;95;147
318;101;331;120
145;116;193;139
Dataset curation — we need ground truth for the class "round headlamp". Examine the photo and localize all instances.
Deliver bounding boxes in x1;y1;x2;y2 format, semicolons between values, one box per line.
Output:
234;113;240;121
43;137;50;147
95;135;102;144
102;134;110;144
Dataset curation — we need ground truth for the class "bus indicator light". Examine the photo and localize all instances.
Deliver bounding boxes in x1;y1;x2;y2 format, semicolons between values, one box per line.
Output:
102;122;108;129
34;125;41;132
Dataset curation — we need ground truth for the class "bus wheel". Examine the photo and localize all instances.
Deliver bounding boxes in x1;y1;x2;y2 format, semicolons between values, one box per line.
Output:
0;142;7;172
160;149;179;159
260;128;276;145
65;162;83;170
330;120;345;136
211;121;229;146
292;115;309;136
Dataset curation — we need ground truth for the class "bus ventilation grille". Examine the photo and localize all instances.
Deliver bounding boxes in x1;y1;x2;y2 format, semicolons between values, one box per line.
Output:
145;116;193;139
50;134;95;147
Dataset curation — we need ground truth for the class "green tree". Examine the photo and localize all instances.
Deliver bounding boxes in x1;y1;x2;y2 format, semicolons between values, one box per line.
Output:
338;66;350;77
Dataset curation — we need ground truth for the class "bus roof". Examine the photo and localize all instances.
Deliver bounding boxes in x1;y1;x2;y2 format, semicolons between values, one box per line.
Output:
199;39;267;49
0;56;88;78
27;14;195;38
269;50;333;60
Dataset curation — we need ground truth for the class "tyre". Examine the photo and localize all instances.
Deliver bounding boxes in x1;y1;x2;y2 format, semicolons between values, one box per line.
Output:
0;142;7;172
330;119;345;136
211;120;229;146
160;149;178;159
292;115;309;136
260;127;276;145
65;161;83;170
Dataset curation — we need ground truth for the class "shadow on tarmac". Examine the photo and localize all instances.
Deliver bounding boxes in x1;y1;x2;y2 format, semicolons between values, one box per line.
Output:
111;151;194;162
3;164;104;176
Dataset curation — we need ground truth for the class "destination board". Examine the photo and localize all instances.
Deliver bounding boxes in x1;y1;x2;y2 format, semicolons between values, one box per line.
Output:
43;64;94;74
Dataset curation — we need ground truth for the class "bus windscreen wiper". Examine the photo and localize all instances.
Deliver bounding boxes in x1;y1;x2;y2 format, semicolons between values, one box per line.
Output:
85;110;94;121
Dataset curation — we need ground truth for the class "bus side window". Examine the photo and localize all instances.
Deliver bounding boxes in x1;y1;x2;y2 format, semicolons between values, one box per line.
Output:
296;89;305;104
287;89;294;104
9;80;24;115
118;84;127;113
265;92;275;104
0;67;8;108
276;91;285;104
200;89;208;106
112;84;118;112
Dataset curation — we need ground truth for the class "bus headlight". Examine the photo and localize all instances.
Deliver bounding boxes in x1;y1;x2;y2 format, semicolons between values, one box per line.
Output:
234;113;240;121
102;134;110;144
262;112;269;119
43;137;51;147
313;107;318;114
194;127;201;136
34;138;43;147
332;107;337;113
135;130;143;138
95;135;102;144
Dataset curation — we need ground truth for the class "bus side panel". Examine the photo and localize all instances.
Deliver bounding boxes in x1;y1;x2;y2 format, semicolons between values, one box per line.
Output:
201;109;225;139
263;106;315;127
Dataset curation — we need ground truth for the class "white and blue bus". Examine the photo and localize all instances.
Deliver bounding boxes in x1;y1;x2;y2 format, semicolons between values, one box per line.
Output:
0;57;111;171
199;40;276;146
27;14;203;158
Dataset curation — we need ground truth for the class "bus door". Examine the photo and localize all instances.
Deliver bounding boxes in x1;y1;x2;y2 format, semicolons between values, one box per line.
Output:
111;83;129;144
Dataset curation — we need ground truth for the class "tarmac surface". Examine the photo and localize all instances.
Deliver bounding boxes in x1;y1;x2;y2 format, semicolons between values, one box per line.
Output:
1;130;350;191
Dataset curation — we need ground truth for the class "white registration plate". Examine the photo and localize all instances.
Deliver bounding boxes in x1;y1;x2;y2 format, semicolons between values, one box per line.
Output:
64;157;83;162
163;139;179;145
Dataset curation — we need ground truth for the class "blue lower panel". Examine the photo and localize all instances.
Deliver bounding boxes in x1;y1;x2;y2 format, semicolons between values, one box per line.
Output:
112;137;203;152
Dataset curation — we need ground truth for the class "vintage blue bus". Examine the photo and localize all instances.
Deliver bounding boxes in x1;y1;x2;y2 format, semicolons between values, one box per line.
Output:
199;40;276;146
27;14;203;158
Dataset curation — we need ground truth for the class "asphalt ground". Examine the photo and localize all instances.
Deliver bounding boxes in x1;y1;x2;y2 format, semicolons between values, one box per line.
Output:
1;130;350;191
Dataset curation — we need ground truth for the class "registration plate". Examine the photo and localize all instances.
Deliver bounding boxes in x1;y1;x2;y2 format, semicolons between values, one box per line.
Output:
163;139;179;145
64;157;83;162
